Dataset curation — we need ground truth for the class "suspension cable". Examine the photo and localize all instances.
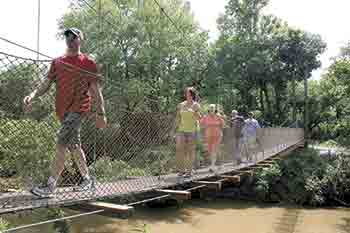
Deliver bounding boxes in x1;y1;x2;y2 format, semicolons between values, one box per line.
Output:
0;36;53;60
3;209;105;232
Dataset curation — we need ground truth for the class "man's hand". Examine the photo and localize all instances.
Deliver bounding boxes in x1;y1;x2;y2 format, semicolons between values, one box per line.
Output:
22;78;53;113
96;114;107;128
23;94;34;113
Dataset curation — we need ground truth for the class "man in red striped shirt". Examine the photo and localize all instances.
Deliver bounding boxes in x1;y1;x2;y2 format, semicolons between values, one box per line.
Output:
23;28;107;198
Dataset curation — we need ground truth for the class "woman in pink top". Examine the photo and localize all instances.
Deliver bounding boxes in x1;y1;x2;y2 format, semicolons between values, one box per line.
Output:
200;104;225;172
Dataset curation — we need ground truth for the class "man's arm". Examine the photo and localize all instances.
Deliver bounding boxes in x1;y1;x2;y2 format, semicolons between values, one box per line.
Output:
89;81;105;115
23;78;54;109
32;78;53;98
90;80;107;128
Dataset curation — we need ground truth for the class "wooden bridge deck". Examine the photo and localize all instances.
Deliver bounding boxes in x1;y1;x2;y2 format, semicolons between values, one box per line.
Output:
0;141;303;215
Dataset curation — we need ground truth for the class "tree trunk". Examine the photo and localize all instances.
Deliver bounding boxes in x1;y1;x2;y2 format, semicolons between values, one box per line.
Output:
262;84;271;121
292;79;297;123
304;76;309;147
273;84;281;124
259;86;265;115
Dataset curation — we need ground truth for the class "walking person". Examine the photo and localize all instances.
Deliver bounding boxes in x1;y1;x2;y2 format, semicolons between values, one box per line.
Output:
174;87;201;177
230;110;245;165
23;28;107;197
241;112;261;162
200;104;225;173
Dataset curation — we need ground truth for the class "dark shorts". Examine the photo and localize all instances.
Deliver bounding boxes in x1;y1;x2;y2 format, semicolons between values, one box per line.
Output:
176;132;198;142
57;112;82;147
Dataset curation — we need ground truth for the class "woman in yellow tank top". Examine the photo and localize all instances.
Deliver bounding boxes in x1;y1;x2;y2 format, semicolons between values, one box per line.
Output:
175;87;201;177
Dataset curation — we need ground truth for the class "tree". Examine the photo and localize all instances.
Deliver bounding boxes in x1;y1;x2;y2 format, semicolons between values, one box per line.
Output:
213;0;326;125
0;60;53;120
59;0;210;114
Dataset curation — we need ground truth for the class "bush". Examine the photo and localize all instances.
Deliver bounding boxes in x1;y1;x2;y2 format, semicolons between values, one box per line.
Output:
254;163;282;200
252;148;350;206
319;139;339;148
93;157;148;181
0;115;59;186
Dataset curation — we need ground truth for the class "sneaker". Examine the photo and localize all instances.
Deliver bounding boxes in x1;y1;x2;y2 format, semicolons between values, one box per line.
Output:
209;167;218;175
74;178;93;192
31;185;55;198
177;171;186;177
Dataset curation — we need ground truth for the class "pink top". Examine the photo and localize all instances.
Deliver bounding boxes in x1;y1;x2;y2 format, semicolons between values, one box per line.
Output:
200;115;224;138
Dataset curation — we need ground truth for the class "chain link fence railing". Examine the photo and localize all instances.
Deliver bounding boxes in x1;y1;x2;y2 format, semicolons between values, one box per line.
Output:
0;0;304;214
0;49;304;214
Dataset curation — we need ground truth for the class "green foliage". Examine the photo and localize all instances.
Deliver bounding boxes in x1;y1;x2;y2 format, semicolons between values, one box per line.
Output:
214;0;326;124
319;140;339;148
254;163;281;199
47;208;71;233
60;0;210;114
253;148;350;206
0;62;53;120
132;224;151;233
279;149;328;205
310;58;350;145
0;115;59;185
0;218;9;232
94;157;147;181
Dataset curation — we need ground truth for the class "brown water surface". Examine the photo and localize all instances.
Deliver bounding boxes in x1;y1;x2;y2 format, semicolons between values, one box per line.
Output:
4;199;350;233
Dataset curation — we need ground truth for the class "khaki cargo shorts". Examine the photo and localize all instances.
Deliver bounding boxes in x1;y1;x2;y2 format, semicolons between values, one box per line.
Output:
57;112;82;148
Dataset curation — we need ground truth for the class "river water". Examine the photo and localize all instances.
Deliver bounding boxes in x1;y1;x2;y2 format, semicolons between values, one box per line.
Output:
3;199;350;233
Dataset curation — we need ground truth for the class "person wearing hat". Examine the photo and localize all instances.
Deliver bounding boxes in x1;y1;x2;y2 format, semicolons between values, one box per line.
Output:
23;28;107;198
230;110;245;165
200;104;225;173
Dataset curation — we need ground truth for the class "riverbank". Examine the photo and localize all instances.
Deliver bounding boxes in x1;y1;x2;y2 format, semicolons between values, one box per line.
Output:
214;148;350;207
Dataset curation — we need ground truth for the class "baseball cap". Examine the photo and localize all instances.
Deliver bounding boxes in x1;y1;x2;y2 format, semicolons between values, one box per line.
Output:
64;28;84;40
209;104;216;110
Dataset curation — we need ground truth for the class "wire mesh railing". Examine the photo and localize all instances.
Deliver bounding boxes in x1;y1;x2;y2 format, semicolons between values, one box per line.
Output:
0;49;304;214
0;0;305;214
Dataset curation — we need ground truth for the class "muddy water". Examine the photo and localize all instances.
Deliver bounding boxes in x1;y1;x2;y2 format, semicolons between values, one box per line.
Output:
4;200;350;233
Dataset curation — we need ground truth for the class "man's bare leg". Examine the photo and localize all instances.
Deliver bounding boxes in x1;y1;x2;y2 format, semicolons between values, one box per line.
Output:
31;143;68;197
71;146;89;178
48;143;69;187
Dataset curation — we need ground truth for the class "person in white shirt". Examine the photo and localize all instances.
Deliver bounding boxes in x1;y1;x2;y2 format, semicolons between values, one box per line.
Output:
241;112;261;162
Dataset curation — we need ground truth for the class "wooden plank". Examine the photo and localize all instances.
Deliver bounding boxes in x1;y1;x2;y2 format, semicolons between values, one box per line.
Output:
257;161;275;165
156;189;191;200
193;181;222;191
83;201;134;218
219;175;241;183
87;202;134;212
239;167;253;171
250;164;273;169
186;185;207;192
217;178;228;183
238;170;254;175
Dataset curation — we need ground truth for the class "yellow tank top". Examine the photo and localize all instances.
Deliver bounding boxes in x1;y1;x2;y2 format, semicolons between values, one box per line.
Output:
177;102;199;133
